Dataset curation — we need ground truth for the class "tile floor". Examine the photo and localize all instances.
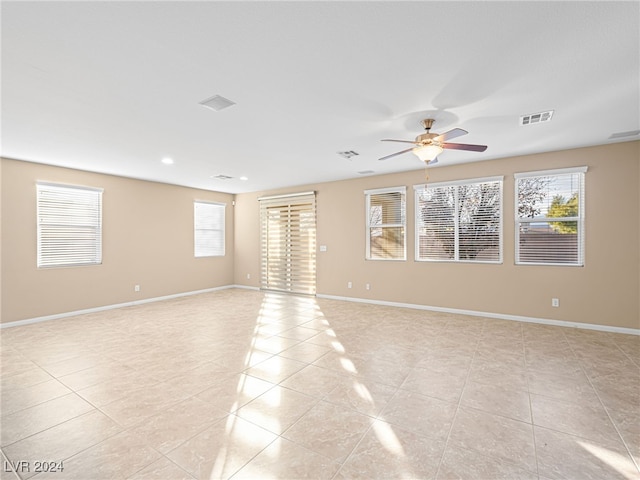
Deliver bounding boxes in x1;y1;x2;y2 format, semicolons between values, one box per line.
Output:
0;288;638;480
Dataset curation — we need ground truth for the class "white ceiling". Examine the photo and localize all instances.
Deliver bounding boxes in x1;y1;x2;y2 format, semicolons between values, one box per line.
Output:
2;1;638;194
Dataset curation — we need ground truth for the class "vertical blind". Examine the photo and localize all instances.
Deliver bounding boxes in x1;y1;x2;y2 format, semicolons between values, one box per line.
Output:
515;167;586;265
365;186;406;260
259;192;316;295
194;201;225;257
37;182;103;268
415;177;502;263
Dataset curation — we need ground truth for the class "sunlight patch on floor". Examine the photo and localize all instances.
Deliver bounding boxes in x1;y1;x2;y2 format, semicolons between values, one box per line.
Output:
578;440;638;479
210;293;411;478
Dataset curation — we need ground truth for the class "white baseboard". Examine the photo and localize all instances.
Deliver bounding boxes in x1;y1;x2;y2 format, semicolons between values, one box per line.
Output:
1;285;237;329
231;284;261;291
4;286;638;336
316;293;640;336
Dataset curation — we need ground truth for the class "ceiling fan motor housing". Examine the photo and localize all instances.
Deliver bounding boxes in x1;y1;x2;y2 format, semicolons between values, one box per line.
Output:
415;132;439;145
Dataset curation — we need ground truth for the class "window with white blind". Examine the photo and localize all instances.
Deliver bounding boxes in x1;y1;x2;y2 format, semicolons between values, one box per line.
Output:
37;182;103;268
259;192;316;295
415;177;503;263
365;187;406;260
515;167;586;266
194;201;225;257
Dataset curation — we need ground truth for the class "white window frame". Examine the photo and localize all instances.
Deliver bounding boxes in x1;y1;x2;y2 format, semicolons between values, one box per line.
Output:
194;201;225;257
37;182;103;268
365;186;407;261
414;176;503;263
514;166;587;266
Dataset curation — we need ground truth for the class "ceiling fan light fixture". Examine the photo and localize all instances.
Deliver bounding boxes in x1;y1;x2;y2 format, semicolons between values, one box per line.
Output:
413;144;443;162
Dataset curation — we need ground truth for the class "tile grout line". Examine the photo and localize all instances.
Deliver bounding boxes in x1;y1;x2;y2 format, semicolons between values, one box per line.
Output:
432;319;483;480
325;318;408;480
611;336;640;370
133;454;198;480
0;382;71;419
0;391;99;449
192;325;320;479
329;418;376;479
522;323;540;478
562;330;640;475
3;290;638;479
329;361;406;480
122;439;194;480
0;447;21;480
2;413;125;479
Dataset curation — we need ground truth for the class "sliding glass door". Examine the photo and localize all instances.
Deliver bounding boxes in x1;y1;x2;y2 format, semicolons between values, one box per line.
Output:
259;192;316;295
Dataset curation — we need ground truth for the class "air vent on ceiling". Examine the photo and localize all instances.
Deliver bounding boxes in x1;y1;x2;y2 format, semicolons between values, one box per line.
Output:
337;150;359;159
199;95;236;112
520;110;554;126
212;174;233;180
357;170;375;175
609;129;640;139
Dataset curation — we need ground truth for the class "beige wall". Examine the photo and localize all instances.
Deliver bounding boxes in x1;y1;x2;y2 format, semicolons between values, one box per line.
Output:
3;141;638;329
0;160;3;323
235;141;640;330
1;159;235;323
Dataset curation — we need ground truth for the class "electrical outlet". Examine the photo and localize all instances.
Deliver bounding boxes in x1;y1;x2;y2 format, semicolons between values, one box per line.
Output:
552;298;559;307
366;283;371;290
134;285;140;292
347;281;352;289
246;273;251;280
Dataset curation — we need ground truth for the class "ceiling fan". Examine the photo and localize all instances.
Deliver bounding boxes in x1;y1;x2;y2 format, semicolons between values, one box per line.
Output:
379;118;487;165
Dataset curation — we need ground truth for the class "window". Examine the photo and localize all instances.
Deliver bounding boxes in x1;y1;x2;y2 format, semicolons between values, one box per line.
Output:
515;167;586;265
415;177;503;263
37;182;103;268
365;186;406;260
194;201;225;257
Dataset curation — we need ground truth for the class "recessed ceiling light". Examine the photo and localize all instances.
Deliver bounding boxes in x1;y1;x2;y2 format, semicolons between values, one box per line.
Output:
161;157;174;165
240;176;249;181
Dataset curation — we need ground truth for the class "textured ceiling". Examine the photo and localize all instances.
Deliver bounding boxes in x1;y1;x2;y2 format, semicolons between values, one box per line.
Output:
2;1;638;194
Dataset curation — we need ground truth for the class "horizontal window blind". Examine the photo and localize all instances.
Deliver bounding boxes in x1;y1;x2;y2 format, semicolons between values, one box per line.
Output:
37;182;103;268
515;167;586;265
194;201;225;257
365;186;406;260
416;185;456;261
415;177;502;263
259;192;316;295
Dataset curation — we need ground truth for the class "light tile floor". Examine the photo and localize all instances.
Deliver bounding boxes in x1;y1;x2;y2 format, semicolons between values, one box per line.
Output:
1;289;638;479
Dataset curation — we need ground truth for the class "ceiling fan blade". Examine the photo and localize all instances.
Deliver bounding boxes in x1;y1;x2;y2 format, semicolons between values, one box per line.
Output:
434;128;468;142
379;147;414;161
442;142;488;152
381;139;418;144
